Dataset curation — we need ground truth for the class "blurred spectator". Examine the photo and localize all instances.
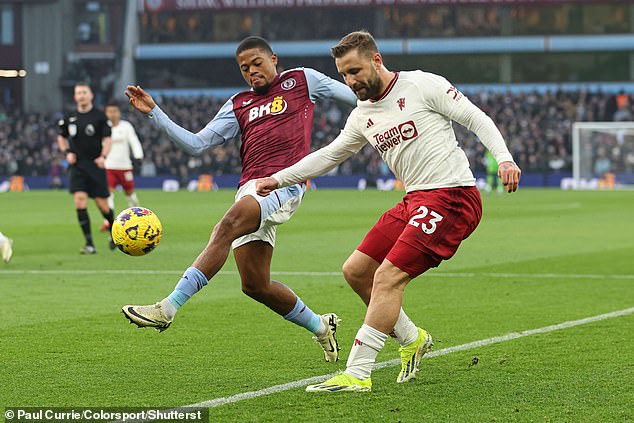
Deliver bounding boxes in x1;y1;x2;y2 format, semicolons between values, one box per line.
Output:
49;158;64;189
594;149;612;176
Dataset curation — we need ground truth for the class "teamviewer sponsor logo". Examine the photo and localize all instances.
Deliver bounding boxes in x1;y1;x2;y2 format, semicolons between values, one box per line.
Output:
372;120;418;153
398;121;418;140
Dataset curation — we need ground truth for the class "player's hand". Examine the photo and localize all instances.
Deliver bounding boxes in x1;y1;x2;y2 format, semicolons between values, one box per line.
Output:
94;156;105;169
125;85;156;114
255;177;280;197
498;161;521;193
66;152;77;165
133;158;143;174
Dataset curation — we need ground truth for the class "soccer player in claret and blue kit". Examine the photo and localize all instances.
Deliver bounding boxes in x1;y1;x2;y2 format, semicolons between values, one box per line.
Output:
121;36;357;363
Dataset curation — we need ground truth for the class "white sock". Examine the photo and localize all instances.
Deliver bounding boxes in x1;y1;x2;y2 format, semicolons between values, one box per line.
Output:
126;192;140;207
345;324;387;380
392;308;419;346
160;298;178;320
313;318;328;337
107;193;115;210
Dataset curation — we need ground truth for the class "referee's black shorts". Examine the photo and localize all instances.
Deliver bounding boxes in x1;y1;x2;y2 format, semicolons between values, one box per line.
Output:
69;161;110;198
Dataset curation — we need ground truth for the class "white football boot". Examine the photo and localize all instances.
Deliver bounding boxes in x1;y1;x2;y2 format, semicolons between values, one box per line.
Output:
1;236;13;263
122;303;172;332
313;313;341;362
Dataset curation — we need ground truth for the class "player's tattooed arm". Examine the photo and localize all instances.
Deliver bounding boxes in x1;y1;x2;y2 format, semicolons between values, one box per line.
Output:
498;161;521;193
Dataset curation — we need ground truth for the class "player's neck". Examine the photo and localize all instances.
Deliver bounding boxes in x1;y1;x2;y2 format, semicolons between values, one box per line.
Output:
77;104;93;113
373;71;397;101
111;119;120;127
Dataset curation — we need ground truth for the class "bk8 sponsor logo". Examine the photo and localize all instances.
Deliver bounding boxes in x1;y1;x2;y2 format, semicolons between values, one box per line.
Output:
248;96;288;122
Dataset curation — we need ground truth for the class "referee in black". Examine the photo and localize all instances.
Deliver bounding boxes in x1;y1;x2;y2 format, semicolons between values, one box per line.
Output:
57;82;116;254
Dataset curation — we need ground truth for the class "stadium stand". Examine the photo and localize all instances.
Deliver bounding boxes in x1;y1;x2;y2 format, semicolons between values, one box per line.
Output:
2;1;633;187
1;91;633;182
138;3;628;43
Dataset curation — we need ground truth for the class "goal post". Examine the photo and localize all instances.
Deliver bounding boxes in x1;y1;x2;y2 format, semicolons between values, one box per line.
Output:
571;121;634;189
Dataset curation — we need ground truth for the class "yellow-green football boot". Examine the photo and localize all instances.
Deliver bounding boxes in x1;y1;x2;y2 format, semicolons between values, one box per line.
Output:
397;327;433;383
306;372;372;393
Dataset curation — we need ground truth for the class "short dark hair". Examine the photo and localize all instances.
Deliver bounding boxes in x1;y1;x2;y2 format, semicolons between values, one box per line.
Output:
74;82;92;91
236;36;273;56
105;102;119;109
331;31;378;59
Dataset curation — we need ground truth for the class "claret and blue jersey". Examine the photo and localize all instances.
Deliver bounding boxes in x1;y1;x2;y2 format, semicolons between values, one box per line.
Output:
148;67;356;187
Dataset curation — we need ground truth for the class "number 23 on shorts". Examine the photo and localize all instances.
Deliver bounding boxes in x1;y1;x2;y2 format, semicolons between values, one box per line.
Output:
408;206;443;234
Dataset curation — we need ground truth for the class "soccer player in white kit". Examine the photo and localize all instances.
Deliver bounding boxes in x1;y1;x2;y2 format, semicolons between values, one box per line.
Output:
256;31;521;392
101;104;144;232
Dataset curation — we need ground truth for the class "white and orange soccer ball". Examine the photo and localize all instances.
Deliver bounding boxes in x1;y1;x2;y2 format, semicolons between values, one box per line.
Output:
111;207;162;256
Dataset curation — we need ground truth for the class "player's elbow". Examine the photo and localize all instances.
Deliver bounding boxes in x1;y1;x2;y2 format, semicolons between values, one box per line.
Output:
178;142;205;156
186;146;204;156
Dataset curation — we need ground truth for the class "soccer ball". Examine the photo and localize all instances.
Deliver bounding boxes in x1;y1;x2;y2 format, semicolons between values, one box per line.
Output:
111;207;162;256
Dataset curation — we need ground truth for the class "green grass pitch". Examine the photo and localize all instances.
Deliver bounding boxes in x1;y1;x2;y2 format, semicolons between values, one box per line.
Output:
1;188;633;422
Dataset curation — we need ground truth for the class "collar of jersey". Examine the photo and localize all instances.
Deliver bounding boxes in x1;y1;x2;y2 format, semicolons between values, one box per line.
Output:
370;72;399;103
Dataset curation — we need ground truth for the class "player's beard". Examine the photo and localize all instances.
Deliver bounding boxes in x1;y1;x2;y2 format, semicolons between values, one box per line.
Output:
353;68;382;101
253;81;272;95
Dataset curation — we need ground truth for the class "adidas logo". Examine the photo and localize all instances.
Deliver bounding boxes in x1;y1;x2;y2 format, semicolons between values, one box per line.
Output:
366;118;374;128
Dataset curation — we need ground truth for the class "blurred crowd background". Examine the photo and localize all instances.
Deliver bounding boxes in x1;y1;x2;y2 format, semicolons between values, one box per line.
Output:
1;0;633;185
1;89;632;184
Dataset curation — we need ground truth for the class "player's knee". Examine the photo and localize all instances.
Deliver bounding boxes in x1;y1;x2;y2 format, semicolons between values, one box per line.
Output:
241;280;268;302
372;266;401;292
74;197;87;208
342;257;366;283
215;211;257;241
210;216;238;242
343;263;372;303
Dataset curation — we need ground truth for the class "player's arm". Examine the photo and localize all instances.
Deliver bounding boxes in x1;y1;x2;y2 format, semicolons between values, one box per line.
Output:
95;136;112;168
95;114;113;168
303;68;357;106
57;118;76;165
125;85;238;155
56;134;70;154
127;124;144;160
424;75;521;192
256;110;366;195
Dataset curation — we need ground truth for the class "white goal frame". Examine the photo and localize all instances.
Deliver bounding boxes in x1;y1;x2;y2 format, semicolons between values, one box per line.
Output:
571;121;634;190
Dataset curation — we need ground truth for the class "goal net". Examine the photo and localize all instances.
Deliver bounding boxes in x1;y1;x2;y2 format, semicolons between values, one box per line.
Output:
571;122;634;189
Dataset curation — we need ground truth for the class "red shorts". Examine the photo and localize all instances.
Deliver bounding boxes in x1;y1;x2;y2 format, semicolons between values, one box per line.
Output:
358;186;482;277
106;169;135;193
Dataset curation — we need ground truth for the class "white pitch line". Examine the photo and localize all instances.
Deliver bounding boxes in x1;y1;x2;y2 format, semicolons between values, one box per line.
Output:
2;269;634;280
438;272;634;280
184;306;634;409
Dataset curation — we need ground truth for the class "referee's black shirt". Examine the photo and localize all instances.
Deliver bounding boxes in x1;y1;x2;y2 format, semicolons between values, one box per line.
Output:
58;108;111;161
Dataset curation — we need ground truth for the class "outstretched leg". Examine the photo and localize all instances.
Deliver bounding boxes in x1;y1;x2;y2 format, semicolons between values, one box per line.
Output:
121;196;262;330
162;196;262;316
234;241;341;362
234;240;297;315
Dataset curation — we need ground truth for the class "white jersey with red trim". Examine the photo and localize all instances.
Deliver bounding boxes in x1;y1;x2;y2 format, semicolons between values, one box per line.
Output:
105;120;144;170
273;70;514;192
